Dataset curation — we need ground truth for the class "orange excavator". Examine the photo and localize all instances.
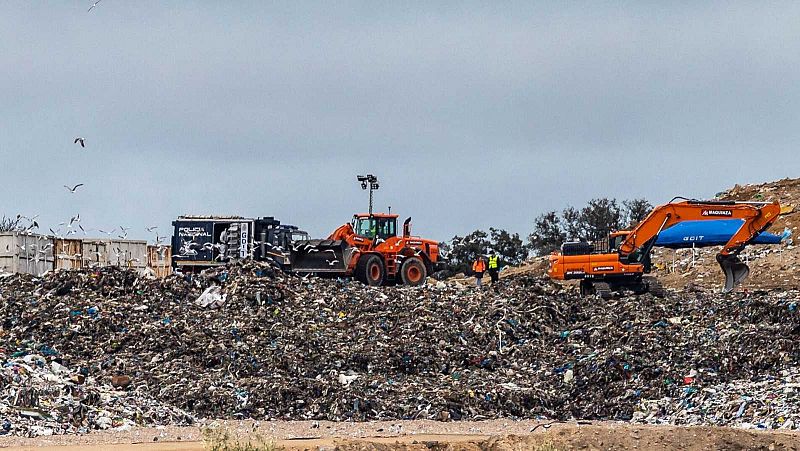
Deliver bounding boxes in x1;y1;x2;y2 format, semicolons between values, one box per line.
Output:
290;213;442;286
548;199;781;296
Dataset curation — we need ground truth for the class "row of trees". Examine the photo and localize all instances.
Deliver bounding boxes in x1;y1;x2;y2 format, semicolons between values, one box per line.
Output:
441;197;652;274
528;198;652;256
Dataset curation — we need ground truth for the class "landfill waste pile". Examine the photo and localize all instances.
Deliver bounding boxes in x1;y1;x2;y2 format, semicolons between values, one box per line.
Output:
1;264;800;436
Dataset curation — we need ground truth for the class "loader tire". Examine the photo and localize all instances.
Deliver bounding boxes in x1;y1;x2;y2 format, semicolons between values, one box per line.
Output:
400;257;427;286
356;254;385;286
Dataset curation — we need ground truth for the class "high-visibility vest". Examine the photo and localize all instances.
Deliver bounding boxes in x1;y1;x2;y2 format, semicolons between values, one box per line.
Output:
472;259;485;273
488;255;499;269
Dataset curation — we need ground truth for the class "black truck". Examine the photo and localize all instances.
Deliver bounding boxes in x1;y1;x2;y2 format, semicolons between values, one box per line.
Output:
171;216;309;272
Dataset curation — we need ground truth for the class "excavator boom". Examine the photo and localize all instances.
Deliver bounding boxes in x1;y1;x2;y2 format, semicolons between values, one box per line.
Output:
617;199;780;292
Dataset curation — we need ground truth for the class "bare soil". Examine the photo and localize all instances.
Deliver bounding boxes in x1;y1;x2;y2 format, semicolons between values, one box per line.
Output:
0;420;798;451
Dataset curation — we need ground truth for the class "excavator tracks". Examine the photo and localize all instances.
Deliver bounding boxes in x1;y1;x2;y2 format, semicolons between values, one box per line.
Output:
643;276;666;298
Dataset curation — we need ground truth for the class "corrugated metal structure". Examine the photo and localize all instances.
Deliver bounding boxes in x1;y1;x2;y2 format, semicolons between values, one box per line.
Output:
0;233;55;276
147;245;172;278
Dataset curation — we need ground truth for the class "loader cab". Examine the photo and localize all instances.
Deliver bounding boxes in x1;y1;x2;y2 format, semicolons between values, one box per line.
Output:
352;214;398;241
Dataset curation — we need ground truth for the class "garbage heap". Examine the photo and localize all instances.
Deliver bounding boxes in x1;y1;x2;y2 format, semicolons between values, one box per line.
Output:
1;264;800;436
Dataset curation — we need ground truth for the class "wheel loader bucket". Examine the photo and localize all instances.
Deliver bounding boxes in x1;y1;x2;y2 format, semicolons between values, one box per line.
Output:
716;253;750;293
290;239;352;273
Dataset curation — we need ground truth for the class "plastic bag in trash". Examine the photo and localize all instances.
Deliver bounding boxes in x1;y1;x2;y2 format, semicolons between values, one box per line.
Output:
195;285;227;308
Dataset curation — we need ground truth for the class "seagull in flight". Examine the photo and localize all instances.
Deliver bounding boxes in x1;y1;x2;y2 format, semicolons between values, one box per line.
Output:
64;184;84;193
146;226;158;232
87;0;102;12
73;137;85;147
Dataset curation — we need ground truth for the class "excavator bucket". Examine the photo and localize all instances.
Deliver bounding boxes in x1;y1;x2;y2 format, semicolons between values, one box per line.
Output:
716;253;750;293
290;239;351;273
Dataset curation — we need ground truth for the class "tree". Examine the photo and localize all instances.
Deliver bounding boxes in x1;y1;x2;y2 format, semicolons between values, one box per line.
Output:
528;211;565;256
0;216;22;233
561;206;583;241
580;198;623;242
623;198;653;227
488;227;528;265
447;230;491;274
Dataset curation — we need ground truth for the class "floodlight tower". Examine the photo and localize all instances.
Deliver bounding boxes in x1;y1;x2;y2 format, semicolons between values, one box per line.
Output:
357;174;379;215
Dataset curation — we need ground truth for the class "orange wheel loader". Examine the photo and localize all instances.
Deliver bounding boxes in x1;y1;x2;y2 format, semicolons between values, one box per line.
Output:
548;199;781;296
289;213;442;286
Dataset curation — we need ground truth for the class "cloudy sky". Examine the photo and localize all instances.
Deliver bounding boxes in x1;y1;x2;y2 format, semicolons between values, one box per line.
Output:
1;2;798;242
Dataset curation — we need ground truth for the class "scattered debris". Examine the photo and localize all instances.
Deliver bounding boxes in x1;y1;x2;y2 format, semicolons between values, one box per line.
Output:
0;263;799;436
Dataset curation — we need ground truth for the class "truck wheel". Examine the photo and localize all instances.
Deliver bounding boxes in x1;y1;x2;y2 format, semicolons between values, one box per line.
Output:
356;254;384;286
400;257;427;286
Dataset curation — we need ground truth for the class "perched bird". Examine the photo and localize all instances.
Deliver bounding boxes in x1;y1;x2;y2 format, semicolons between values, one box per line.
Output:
64;184;84;193
73;137;85;147
87;0;102;12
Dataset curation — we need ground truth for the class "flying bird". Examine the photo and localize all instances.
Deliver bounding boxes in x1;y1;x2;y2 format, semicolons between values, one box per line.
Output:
146;226;158;232
73;137;85;147
64;184;84;193
87;0;102;12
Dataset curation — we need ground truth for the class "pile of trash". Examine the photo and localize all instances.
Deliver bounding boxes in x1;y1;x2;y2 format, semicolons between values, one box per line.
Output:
1;264;800;436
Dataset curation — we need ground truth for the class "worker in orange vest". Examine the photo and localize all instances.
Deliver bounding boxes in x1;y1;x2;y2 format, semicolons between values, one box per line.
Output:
472;256;486;287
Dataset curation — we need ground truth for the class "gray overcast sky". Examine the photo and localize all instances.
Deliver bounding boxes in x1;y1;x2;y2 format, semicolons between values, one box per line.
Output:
1;2;798;242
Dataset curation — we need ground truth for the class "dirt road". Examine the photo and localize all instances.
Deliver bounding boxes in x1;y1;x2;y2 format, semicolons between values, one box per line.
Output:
1;420;799;450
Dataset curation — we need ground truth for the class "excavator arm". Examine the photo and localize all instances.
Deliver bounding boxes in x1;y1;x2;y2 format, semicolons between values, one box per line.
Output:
618;200;781;292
